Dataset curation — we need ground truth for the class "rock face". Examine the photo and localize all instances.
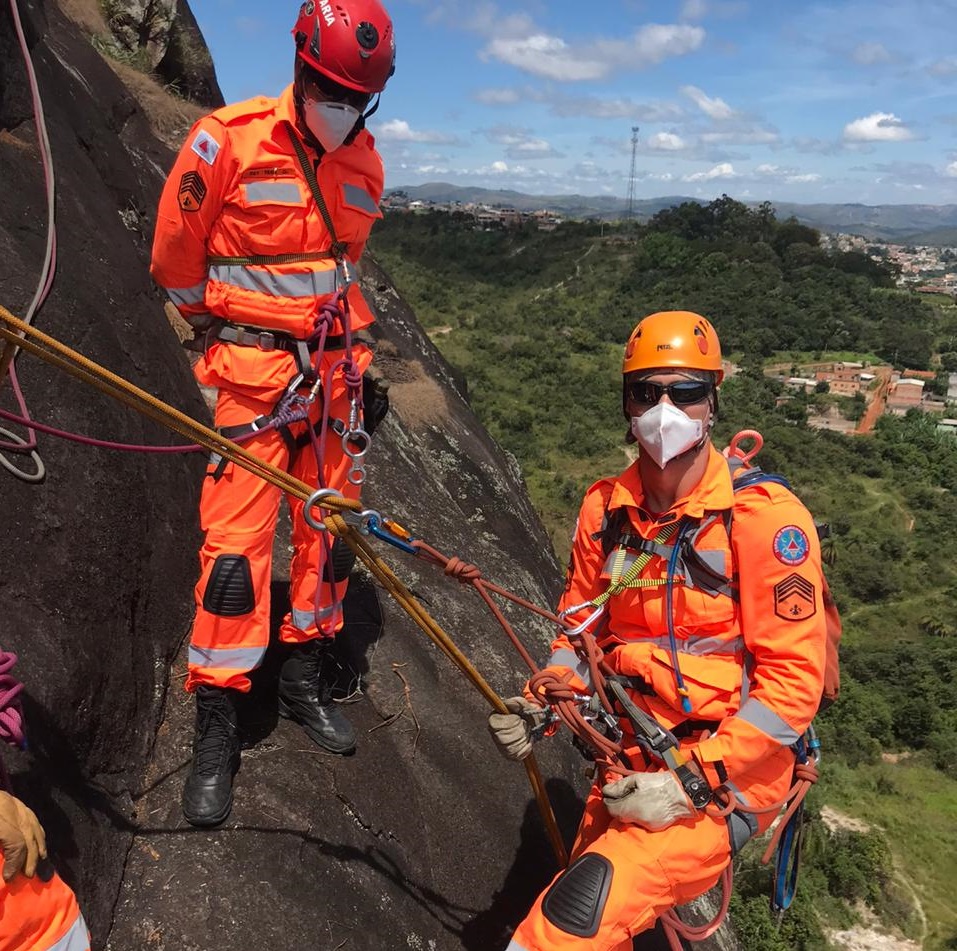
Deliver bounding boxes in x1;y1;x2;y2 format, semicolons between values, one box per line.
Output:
0;3;735;949
0;0;206;940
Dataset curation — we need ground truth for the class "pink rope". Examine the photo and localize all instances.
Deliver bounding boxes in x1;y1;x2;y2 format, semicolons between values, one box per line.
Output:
0;651;26;792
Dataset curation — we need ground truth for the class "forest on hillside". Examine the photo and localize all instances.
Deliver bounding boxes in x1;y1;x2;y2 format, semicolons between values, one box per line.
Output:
369;198;957;950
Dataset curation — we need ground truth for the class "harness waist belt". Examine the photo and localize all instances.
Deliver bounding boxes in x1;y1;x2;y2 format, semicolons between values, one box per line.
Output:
214;322;346;352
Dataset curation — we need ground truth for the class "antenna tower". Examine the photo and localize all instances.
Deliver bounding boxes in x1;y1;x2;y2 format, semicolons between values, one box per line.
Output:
626;126;640;218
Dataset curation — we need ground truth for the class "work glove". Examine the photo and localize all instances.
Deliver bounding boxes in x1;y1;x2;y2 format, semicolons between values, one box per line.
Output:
602;770;695;831
488;696;550;762
0;791;47;881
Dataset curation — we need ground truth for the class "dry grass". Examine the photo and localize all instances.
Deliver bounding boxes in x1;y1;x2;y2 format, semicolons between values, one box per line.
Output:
57;0;109;35
372;343;450;428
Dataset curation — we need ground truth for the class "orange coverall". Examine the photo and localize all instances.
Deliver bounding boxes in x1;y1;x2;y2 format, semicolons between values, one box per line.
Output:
151;86;384;692
508;447;827;951
0;856;90;951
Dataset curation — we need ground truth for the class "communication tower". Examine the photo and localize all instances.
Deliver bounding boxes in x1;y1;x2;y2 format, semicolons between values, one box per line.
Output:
626;126;640;218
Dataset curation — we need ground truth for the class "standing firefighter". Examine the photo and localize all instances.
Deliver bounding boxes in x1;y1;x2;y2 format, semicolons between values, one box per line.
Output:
490;311;828;950
151;0;395;827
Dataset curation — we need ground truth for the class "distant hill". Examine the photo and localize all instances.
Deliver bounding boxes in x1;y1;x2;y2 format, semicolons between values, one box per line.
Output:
386;183;957;245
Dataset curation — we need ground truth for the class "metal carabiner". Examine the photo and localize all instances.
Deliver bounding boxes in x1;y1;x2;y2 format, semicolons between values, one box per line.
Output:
303;487;344;533
560;603;606;637
342;427;372;461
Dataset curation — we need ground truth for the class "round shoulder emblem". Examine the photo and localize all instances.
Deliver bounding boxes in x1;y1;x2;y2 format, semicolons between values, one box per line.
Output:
773;525;810;566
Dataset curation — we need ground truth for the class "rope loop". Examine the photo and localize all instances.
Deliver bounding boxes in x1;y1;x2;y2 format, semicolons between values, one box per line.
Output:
0;651;26;753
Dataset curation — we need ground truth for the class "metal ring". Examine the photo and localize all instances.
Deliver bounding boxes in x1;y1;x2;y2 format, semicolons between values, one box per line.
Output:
347;466;366;487
342;428;371;460
0;428;45;483
303;487;342;532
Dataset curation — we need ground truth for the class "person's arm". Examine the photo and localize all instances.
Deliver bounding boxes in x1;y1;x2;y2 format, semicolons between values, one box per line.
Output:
691;486;827;789
150;118;233;328
0;790;46;881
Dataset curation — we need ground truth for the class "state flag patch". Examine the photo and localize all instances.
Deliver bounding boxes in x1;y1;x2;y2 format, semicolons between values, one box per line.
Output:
773;573;817;622
178;171;207;212
190;129;221;166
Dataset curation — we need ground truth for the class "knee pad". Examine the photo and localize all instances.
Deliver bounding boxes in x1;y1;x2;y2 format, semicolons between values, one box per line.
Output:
542;853;613;938
323;538;357;583
203;554;255;616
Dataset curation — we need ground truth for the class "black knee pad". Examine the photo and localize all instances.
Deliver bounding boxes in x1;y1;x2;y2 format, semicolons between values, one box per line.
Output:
542;853;613;938
323;538;357;583
203;554;254;616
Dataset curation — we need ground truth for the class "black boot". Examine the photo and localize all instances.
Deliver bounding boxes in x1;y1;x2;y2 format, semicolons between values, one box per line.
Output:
277;641;357;754
182;685;241;827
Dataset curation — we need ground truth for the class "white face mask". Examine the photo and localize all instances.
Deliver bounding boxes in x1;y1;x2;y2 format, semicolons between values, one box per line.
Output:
631;401;704;469
302;99;361;153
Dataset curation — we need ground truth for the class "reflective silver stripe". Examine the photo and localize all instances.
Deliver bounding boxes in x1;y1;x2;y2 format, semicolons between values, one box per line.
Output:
549;648;592;687
243;182;303;204
643;634;744;656
188;645;266;671
45;913;89;951
504;941;531;951
208;264;337;298
342;182;380;215
166;281;206;307
736;698;801;745
291;605;339;630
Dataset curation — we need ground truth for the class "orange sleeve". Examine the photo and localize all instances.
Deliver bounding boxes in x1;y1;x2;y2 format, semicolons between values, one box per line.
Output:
542;482;612;680
346;137;384;263
692;486;827;787
150;117;235;322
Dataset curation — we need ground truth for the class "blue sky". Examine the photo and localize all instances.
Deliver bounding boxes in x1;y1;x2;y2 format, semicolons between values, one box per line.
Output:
191;1;957;205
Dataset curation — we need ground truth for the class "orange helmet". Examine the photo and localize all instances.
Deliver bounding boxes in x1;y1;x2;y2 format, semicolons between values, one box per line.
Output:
622;311;724;383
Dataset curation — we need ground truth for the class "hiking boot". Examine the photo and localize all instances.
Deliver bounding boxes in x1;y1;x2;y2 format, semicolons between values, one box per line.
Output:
277;641;356;754
182;685;241;827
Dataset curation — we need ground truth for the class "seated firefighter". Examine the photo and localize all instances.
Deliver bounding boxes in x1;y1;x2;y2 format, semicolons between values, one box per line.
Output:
489;311;827;951
0;789;90;951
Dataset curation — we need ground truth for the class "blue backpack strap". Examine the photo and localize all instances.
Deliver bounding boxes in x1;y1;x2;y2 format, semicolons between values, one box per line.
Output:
730;466;792;494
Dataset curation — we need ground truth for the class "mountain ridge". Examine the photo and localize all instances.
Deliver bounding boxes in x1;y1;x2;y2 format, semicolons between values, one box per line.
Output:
386;182;957;244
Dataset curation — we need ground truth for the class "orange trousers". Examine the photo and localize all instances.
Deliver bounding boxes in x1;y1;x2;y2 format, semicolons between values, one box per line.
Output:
0;859;90;951
186;351;369;692
506;783;732;951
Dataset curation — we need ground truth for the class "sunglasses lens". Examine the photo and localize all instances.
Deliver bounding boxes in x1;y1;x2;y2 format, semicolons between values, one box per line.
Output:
628;380;711;405
670;381;710;404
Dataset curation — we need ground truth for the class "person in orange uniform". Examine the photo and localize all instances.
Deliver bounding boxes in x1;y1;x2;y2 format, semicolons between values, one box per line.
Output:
489;311;827;950
0;790;90;950
150;0;395;827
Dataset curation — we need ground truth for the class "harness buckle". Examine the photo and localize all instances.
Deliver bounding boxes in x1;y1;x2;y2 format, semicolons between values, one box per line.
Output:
258;331;276;351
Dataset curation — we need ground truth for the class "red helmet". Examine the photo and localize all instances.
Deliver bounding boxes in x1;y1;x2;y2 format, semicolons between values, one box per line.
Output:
292;0;395;95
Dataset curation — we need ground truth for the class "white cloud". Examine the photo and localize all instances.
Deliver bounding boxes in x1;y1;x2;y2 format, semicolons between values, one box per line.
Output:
474;88;521;105
928;57;957;77
486;125;559;159
648;132;687;151
376;120;459;144
851;42;892;66
680;0;708;19
946;161;957;177
482;23;704;81
681;85;735;120
700;129;779;145
684;162;736;182
544;93;684;122
755;164;780;175
843;112;915;142
786;173;822;183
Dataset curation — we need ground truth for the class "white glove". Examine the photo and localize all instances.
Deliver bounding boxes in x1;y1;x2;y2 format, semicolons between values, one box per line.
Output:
602;770;695;831
0;791;47;881
488;696;549;761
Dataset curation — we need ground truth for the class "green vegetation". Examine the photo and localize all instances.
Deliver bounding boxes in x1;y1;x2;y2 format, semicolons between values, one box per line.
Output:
369;197;957;948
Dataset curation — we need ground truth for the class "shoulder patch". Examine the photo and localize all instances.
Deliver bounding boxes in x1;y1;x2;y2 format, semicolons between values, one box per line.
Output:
774;573;817;621
190;129;221;166
178;171;207;211
773;525;810;566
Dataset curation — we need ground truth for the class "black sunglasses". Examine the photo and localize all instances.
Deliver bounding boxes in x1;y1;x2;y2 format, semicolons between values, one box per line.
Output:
303;69;372;112
627;379;713;406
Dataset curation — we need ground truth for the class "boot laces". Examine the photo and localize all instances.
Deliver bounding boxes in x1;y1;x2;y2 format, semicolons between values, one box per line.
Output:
194;694;237;776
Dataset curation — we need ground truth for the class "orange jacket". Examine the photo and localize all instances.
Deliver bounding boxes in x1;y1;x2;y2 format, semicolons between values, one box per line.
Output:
553;446;827;800
151;85;383;345
0;855;90;951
